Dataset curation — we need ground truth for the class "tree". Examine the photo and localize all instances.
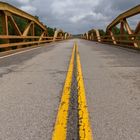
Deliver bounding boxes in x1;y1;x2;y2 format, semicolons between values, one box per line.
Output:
34;15;39;20
112;26;120;34
47;27;55;36
99;29;106;36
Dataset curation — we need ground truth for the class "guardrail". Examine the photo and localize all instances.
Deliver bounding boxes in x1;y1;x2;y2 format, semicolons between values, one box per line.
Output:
0;2;71;52
82;5;140;49
86;34;140;48
0;36;62;49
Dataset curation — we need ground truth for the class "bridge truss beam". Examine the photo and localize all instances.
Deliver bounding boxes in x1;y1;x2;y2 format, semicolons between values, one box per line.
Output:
83;5;140;49
0;2;70;52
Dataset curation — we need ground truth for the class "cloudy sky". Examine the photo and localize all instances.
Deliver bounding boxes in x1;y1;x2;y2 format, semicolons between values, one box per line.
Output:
1;0;140;34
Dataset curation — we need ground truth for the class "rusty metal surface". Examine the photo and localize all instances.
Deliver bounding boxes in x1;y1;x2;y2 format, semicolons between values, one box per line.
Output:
107;5;140;30
0;2;70;52
0;2;46;30
83;4;140;49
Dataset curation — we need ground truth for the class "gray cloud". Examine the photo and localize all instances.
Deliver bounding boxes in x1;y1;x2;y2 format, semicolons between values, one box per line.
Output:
1;0;140;34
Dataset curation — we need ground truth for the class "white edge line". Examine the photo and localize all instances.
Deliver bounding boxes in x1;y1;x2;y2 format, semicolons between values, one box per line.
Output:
0;46;42;59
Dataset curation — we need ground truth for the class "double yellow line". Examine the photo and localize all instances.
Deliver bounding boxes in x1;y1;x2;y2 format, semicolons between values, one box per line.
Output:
52;42;93;140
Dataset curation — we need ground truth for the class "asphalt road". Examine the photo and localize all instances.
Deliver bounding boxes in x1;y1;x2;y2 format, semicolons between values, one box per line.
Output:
0;39;140;140
0;41;73;140
78;39;140;140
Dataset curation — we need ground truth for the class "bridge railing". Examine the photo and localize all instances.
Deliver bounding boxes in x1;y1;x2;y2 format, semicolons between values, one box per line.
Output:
83;5;140;49
0;2;70;52
88;34;140;47
0;36;62;50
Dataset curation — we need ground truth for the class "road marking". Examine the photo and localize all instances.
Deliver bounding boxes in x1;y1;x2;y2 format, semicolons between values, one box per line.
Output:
52;44;75;140
52;42;93;140
76;43;93;140
0;42;59;59
0;46;41;59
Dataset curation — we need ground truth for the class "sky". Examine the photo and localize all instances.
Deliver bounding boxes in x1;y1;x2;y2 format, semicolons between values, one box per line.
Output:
1;0;140;34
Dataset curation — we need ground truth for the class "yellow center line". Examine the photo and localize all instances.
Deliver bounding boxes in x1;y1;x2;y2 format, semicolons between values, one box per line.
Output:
76;43;93;140
52;44;75;140
52;42;93;140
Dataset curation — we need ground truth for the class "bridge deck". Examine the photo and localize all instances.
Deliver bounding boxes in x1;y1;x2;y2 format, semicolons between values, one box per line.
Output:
0;39;140;140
